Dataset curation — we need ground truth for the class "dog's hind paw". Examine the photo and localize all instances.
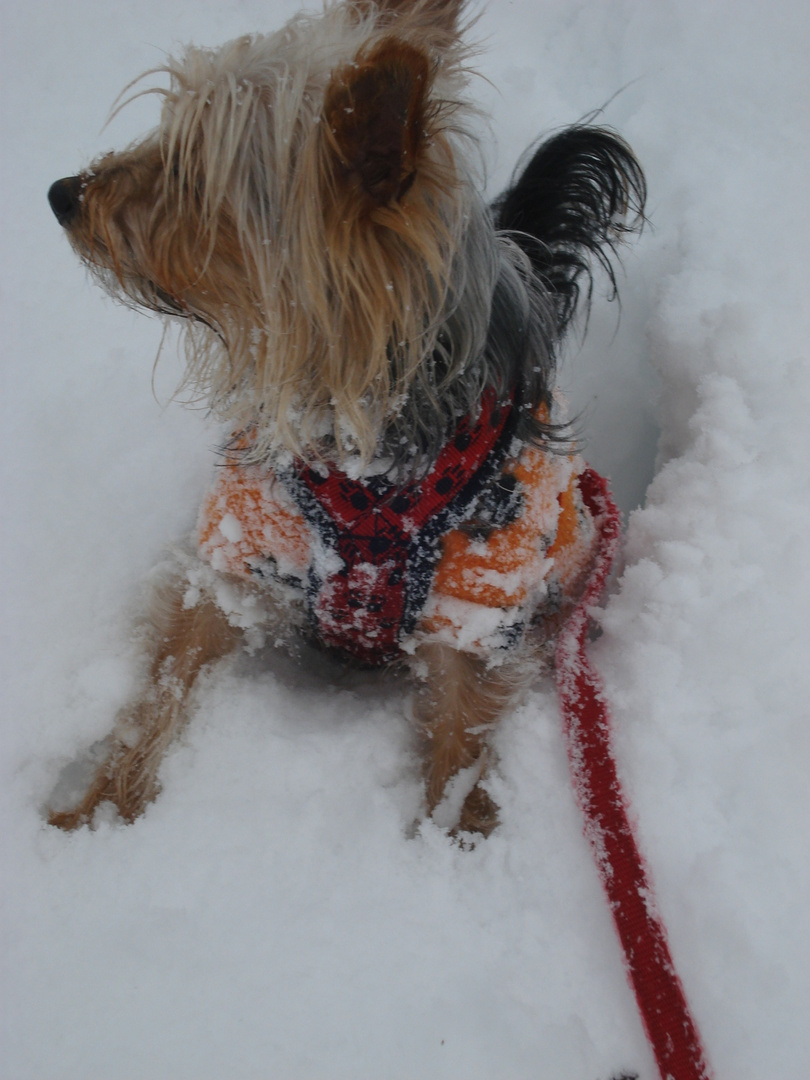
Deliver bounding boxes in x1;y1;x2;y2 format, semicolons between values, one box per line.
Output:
450;782;499;843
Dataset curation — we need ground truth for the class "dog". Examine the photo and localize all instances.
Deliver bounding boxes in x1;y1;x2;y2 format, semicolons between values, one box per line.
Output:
46;0;644;836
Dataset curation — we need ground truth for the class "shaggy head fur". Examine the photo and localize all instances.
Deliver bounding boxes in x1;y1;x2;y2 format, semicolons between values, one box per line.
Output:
48;0;644;472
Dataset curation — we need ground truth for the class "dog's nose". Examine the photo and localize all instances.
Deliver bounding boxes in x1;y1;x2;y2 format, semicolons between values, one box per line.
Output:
48;176;83;226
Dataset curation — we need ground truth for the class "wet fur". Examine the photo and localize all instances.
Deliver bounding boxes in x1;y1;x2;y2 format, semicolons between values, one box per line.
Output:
47;0;644;835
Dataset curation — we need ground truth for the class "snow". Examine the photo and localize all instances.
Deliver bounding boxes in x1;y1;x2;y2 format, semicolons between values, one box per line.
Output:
1;1;809;1078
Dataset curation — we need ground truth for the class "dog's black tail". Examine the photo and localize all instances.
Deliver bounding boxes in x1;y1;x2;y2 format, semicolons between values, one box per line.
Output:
492;126;646;335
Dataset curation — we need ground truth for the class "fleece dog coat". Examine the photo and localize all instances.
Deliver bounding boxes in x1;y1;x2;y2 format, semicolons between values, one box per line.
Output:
198;392;598;665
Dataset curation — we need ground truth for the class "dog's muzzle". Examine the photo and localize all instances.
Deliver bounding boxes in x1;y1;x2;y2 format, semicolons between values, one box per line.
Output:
48;176;83;227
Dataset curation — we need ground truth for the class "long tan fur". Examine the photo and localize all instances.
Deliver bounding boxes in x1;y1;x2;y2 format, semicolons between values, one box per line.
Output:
65;1;478;466
47;0;531;836
414;643;528;837
49;581;241;829
46;0;637;836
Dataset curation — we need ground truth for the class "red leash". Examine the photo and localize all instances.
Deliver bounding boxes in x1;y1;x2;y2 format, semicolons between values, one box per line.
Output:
555;469;712;1080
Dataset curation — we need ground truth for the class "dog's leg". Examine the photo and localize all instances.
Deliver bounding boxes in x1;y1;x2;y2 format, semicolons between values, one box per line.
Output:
48;579;242;829
414;643;521;838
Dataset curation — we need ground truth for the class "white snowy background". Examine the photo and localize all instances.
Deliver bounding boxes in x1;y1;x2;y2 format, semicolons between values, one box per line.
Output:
1;1;808;1077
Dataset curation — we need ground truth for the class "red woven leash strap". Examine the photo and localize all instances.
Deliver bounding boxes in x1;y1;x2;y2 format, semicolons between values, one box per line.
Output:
555;469;712;1080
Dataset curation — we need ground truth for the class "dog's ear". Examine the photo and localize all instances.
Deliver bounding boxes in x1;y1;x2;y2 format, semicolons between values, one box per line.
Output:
322;37;431;205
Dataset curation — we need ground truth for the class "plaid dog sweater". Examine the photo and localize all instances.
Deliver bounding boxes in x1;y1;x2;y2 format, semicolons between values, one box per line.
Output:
198;391;600;665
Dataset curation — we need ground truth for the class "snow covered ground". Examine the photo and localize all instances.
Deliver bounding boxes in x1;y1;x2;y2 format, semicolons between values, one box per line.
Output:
1;1;808;1077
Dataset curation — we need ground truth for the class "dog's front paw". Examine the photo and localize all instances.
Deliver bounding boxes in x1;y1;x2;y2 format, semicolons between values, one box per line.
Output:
48;774;154;831
47;766;140;830
47;736;113;830
47;801;106;831
46;727;160;830
47;777;119;830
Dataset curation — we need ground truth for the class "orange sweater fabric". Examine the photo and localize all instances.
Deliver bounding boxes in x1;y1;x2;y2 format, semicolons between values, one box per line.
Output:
198;411;598;661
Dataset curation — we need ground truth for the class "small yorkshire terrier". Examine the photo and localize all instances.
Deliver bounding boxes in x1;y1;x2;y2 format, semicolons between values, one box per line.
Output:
47;0;644;836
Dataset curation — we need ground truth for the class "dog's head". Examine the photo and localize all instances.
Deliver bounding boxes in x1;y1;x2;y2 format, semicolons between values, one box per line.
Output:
48;0;500;465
